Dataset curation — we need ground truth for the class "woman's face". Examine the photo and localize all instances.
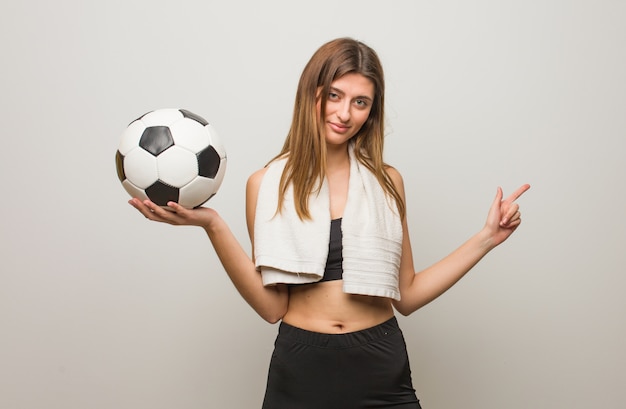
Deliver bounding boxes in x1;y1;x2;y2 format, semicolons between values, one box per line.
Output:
318;73;375;148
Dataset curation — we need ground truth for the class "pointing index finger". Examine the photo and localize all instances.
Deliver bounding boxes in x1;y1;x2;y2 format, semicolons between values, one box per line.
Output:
504;184;531;203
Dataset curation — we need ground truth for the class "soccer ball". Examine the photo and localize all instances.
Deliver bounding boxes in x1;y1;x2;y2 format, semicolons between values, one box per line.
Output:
115;108;227;208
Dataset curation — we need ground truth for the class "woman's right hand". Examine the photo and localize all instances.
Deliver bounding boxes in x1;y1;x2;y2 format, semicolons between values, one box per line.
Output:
128;198;218;229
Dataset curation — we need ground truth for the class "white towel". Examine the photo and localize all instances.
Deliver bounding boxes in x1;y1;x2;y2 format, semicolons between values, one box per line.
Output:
254;143;403;300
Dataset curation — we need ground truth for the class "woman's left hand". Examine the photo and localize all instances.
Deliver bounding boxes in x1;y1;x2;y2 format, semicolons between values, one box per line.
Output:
128;198;218;229
484;184;531;248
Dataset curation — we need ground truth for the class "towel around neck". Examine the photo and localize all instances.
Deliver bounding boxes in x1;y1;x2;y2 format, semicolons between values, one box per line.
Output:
254;143;403;301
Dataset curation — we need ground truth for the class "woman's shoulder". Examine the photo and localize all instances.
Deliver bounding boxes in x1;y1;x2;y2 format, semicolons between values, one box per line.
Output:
245;166;270;227
247;154;289;188
247;166;268;186
383;164;407;197
384;164;404;183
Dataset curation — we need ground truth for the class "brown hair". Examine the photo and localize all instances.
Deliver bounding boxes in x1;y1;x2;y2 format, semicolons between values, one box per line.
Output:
271;37;405;220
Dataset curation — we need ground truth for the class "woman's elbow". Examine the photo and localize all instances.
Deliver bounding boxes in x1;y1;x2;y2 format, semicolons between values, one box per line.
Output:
263;314;283;325
393;300;419;317
260;306;287;324
259;295;289;324
252;284;289;324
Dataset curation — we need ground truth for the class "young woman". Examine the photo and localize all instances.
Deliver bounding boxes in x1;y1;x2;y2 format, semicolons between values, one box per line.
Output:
129;37;530;409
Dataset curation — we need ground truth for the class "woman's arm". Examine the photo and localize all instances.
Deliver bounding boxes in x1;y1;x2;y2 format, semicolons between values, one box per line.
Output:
128;167;289;323
386;168;530;315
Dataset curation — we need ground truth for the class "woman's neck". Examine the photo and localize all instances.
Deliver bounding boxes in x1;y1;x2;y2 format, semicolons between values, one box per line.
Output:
325;142;350;172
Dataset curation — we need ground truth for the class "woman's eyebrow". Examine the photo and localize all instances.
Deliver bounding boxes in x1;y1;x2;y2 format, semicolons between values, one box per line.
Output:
329;86;373;101
329;86;344;95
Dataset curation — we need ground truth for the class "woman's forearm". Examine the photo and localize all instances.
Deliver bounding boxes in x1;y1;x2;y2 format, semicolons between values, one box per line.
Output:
204;214;288;323
396;228;495;315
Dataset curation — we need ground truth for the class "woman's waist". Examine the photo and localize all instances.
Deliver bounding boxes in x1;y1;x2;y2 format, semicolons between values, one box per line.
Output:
283;281;394;334
277;316;401;348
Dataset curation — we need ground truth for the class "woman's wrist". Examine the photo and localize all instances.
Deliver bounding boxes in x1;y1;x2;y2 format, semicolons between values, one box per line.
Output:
476;227;497;253
201;209;224;234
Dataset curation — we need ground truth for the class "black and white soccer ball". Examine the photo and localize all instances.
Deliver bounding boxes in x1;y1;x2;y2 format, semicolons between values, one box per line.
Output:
115;108;227;209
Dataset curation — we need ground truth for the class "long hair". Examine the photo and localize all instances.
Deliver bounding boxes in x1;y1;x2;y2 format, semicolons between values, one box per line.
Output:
270;37;405;220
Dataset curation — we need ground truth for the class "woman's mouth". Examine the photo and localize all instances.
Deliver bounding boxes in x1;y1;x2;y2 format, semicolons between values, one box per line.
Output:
328;122;350;133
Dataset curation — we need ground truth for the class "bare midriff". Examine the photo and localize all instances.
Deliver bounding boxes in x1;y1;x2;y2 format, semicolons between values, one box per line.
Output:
281;280;395;334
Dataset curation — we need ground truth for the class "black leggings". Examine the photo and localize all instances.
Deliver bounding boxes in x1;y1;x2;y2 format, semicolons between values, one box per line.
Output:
262;317;422;409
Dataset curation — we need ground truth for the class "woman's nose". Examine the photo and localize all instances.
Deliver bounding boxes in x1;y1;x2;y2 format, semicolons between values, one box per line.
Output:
336;102;351;122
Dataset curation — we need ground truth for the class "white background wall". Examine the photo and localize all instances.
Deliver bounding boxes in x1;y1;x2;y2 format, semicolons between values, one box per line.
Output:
1;1;624;408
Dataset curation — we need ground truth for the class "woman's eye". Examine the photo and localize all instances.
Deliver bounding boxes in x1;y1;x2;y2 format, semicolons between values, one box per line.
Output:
328;92;339;100
355;99;368;107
